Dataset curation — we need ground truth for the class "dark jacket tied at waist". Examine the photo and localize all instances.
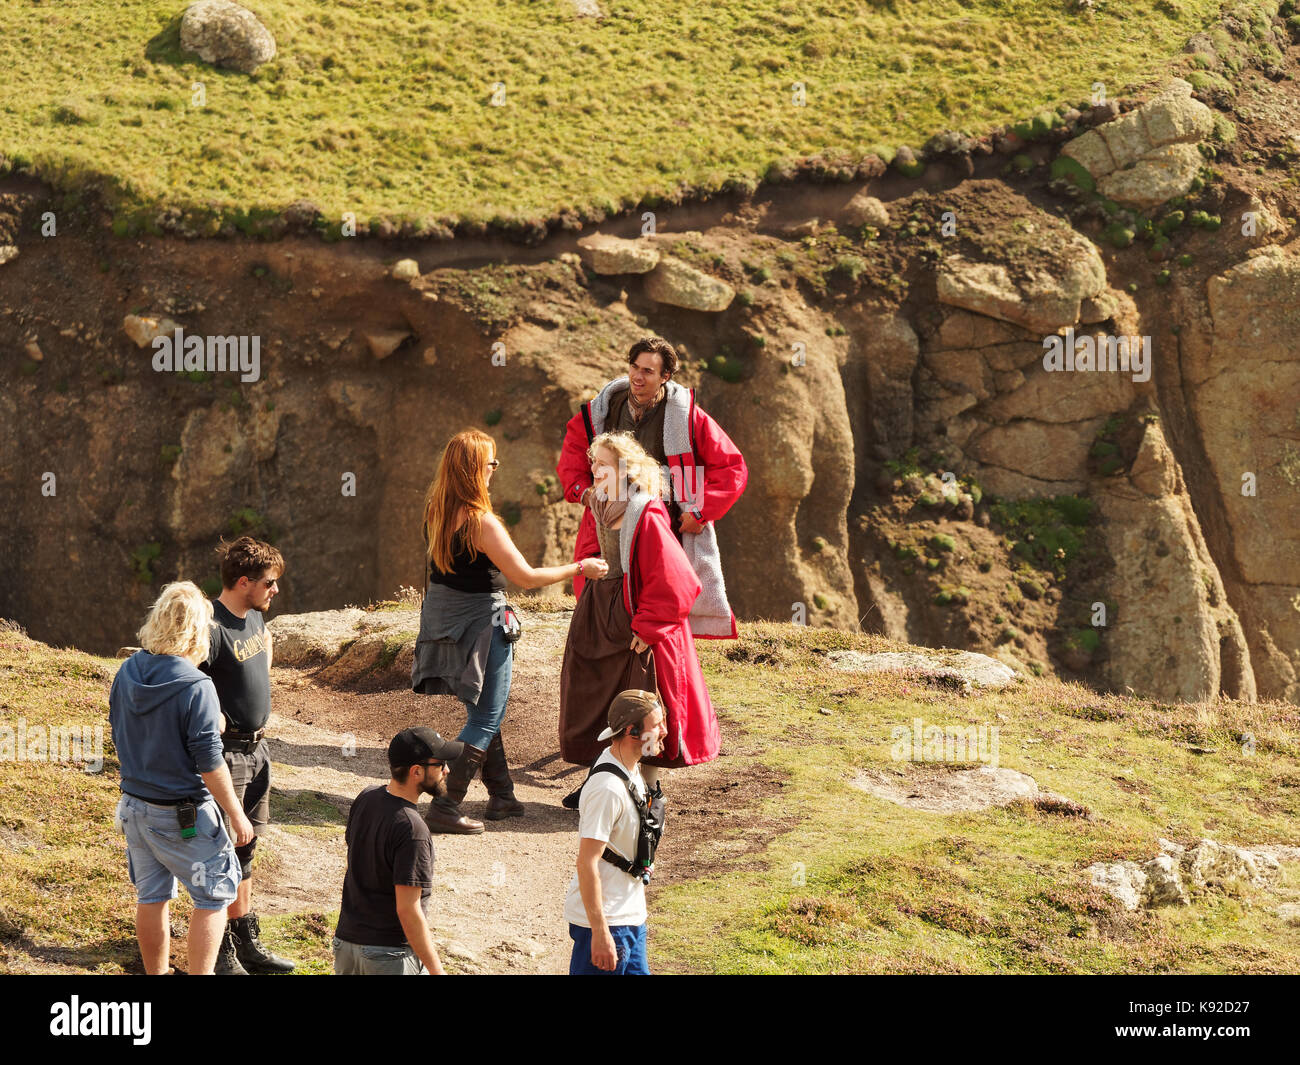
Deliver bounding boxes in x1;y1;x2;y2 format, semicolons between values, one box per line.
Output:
410;582;506;706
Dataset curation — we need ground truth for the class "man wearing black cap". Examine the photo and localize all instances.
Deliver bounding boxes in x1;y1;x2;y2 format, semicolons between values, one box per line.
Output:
564;690;667;975
332;727;459;975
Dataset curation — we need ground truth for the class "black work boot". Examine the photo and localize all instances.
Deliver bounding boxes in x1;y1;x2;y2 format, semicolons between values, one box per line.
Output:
213;924;249;975
230;912;296;973
424;744;486;834
480;733;525;821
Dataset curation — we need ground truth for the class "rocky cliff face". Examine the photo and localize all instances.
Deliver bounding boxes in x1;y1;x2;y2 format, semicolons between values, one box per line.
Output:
3;39;1299;704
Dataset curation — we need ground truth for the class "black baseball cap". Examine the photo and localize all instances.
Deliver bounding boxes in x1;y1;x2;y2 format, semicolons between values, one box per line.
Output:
388;727;463;769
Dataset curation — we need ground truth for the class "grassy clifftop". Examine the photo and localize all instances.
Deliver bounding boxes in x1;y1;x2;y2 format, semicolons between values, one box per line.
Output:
3;614;1300;974
0;0;1245;229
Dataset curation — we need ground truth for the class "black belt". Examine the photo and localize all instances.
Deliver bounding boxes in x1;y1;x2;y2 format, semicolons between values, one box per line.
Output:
124;791;208;807
223;729;265;753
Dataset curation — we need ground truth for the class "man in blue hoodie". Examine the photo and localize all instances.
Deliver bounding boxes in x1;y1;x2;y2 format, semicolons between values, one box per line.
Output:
109;581;255;975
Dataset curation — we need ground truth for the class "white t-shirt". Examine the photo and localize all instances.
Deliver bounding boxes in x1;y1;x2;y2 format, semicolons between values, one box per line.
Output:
563;749;648;928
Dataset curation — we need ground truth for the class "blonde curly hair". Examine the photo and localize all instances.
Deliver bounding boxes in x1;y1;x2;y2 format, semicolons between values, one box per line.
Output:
588;431;665;501
137;581;213;661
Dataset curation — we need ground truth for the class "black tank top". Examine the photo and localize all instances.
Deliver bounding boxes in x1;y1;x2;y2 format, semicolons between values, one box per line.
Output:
429;528;506;594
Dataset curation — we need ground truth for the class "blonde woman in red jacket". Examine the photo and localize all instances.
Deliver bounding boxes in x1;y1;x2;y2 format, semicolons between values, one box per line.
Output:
558;431;720;806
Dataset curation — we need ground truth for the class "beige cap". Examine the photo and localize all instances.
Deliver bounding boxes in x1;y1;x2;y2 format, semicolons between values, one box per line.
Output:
596;689;662;741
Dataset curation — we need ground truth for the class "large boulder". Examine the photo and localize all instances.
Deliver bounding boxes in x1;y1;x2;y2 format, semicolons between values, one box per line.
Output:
936;231;1107;333
180;1;277;74
576;234;659;275
851;766;1078;814
1061;79;1213;207
1097;142;1203;211
841;192;891;229
1090;837;1289;911
642;256;734;311
268;608;386;665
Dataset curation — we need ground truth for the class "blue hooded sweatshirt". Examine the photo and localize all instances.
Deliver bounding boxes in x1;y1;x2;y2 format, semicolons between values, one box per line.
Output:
109;651;225;803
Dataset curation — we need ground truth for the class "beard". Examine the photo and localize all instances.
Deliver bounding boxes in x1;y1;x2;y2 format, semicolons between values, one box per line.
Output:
421;775;448;799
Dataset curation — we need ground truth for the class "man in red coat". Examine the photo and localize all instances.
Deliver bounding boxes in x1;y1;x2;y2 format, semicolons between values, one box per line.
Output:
556;336;748;638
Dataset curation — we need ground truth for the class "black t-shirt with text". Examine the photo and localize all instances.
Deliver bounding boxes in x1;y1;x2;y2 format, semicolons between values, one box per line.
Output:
199;600;271;732
336;786;435;947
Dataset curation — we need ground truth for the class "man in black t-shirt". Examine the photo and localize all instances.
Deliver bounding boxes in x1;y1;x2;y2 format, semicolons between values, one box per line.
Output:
200;535;296;975
333;728;455;975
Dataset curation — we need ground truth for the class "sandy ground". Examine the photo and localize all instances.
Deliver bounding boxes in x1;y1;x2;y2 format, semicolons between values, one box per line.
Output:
261;610;591;974
256;606;791;974
262;711;578;974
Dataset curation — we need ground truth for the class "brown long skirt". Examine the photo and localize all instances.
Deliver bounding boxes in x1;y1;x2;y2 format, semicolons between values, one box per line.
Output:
559;578;658;766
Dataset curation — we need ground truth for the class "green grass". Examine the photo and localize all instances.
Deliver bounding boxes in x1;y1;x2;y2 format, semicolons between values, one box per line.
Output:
0;0;1233;226
0;633;138;971
258;911;336;975
7;618;1300;974
0;632;311;973
649;623;1300;974
990;495;1095;581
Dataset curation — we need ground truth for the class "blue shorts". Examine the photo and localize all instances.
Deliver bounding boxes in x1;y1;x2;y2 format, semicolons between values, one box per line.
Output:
568;923;650;975
115;794;241;911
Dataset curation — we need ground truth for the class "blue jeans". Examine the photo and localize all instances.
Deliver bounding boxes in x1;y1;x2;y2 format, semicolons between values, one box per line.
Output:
568;923;650;975
457;623;513;750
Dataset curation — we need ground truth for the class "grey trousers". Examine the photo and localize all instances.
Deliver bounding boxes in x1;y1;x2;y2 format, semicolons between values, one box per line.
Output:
332;936;427;975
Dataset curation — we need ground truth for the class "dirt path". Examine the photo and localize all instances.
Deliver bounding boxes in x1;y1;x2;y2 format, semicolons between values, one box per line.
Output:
250;605;791;974
263;712;580;974
262;611;588;973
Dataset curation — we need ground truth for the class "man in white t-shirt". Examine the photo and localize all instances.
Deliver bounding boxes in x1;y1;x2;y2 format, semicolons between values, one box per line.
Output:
564;690;667;975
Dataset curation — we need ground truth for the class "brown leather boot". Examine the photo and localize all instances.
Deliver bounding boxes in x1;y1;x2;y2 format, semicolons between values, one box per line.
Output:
423;744;485;834
480;732;525;821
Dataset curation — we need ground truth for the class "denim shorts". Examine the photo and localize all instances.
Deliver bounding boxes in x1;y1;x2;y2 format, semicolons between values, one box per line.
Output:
115;794;241;911
332;937;427;975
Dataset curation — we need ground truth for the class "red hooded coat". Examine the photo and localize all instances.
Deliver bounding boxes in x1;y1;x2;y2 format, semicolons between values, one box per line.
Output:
625;498;720;767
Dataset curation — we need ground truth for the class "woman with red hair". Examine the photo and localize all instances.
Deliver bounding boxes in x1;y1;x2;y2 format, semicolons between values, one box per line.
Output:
413;430;608;833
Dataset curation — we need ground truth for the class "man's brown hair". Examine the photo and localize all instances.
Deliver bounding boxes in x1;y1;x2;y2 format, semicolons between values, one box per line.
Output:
627;336;679;378
217;536;285;589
